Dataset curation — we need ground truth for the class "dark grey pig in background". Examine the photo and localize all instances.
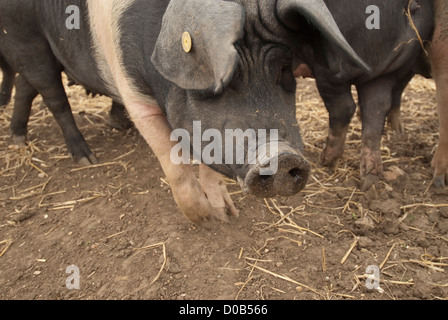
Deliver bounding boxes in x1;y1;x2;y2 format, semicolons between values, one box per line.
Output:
0;0;368;223
294;0;434;191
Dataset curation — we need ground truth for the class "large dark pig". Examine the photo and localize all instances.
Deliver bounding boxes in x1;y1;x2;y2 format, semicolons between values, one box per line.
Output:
294;0;434;191
0;0;368;223
430;0;448;187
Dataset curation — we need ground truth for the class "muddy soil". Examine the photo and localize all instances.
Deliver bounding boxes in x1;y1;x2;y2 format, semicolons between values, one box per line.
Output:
0;75;447;300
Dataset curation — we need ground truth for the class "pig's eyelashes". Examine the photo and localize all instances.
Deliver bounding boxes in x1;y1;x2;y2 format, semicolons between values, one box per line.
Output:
191;88;223;100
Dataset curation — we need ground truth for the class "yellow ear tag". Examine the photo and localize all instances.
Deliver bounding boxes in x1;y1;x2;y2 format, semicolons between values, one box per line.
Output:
182;32;192;53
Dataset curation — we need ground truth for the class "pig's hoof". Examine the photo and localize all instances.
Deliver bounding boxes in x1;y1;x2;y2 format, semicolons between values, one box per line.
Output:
320;150;337;167
69;141;98;166
77;153;98;166
360;174;379;192
199;164;239;223
201;179;239;223
171;180;214;224
320;147;344;167
388;120;404;135
179;194;213;224
210;208;230;223
211;196;240;223
320;138;345;167
78;155;98;167
433;174;447;188
387;110;404;135
431;150;448;188
106;114;133;131
12;135;27;147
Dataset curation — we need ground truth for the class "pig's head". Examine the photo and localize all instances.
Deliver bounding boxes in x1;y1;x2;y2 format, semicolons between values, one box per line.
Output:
152;0;369;198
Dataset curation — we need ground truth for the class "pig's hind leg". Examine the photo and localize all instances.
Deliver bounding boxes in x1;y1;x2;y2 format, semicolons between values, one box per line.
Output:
386;72;414;134
15;55;97;165
10;74;38;145
107;101;133;130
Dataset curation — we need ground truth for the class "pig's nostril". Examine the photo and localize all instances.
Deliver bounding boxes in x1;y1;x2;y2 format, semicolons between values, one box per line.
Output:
243;149;311;198
289;168;303;183
259;175;271;184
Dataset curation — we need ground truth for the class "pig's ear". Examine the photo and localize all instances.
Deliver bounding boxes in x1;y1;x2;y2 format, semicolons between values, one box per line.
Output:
277;0;371;74
152;0;244;94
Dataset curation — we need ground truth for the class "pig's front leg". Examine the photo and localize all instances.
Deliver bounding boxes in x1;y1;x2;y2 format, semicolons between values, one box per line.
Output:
199;164;239;222
431;13;448;188
127;103;214;224
357;78;394;191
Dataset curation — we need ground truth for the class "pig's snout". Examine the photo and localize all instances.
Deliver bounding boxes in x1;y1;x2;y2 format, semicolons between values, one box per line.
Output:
240;143;311;198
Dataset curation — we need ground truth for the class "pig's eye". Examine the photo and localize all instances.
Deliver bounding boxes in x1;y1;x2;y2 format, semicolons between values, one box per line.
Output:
192;88;223;100
279;63;296;93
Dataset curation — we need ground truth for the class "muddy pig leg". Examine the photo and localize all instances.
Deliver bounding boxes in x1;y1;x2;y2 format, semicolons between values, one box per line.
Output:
357;78;395;191
430;0;448;187
316;80;356;166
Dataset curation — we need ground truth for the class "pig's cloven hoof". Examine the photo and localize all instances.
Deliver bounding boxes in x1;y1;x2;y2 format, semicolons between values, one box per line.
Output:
320;144;344;167
360;173;380;192
69;141;99;166
320;130;348;167
432;149;448;188
12;135;27;147
433;174;447;188
359;147;383;192
78;154;98;167
201;181;239;223
106;114;133;131
387;115;404;135
171;177;215;224
199;164;239;223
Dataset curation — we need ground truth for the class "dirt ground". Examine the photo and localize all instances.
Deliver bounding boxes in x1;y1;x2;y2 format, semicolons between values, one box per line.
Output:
0;74;447;301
